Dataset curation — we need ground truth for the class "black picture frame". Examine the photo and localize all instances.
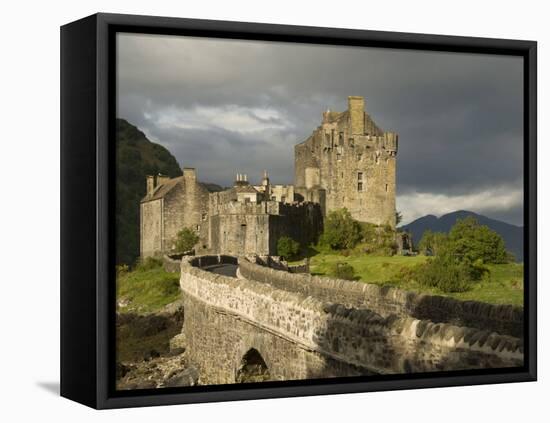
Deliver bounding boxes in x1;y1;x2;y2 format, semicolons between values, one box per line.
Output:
60;12;537;409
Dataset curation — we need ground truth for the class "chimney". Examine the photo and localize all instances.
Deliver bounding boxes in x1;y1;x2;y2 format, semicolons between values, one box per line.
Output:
348;96;365;135
183;167;196;182
157;174;170;185
146;175;155;195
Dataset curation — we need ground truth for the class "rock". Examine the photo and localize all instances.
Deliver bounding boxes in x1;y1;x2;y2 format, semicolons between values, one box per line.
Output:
163;366;199;388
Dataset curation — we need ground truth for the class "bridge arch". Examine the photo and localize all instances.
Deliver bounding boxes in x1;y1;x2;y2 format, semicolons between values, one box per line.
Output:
235;348;271;383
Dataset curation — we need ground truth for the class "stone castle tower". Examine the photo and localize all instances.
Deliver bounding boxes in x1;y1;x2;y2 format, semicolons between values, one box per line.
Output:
294;96;398;228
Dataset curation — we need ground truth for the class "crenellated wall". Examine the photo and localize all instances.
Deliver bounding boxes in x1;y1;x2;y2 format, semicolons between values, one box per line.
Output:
179;256;523;386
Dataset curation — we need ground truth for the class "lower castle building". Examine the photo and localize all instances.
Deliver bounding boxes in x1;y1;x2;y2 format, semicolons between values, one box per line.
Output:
140;169;322;258
140;96;399;258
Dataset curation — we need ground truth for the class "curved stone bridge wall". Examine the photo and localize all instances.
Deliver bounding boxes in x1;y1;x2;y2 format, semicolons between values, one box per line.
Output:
180;256;523;385
239;258;524;338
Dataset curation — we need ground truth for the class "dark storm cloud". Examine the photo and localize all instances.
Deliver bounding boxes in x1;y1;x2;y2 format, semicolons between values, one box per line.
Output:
116;33;524;225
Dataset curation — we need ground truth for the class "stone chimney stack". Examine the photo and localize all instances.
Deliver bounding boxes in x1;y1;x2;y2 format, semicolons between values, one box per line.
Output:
348;96;365;135
183;167;197;182
146;175;155;195
157;174;170;185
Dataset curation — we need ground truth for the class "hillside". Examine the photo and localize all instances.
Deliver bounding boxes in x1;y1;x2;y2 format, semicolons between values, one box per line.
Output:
116;118;183;265
400;210;524;262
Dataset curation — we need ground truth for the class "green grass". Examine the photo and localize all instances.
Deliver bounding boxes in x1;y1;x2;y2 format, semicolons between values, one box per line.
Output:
117;266;180;313
308;252;524;306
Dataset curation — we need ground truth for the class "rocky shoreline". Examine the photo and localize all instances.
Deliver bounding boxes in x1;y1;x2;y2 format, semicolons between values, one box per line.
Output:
116;300;199;390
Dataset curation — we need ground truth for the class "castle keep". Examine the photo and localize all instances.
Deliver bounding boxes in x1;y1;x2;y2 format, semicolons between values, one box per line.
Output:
140;96;398;258
295;96;398;227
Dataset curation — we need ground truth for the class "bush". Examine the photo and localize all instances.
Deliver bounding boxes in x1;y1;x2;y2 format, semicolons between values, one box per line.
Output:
174;227;199;253
418;230;448;256
357;223;397;256
319;208;362;250
135;256;163;272
116;264;129;276
328;262;356;280
277;236;300;260
415;254;474;293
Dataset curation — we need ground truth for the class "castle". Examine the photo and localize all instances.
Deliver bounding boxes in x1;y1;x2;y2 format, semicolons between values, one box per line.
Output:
140;96;399;258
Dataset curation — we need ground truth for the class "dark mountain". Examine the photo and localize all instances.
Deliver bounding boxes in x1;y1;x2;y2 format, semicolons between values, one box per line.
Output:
399;210;524;262
116;118;183;265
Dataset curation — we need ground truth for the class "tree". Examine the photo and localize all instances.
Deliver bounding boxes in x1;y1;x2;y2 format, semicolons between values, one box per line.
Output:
319;208;362;250
418;230;448;256
277;236;300;260
174;227;199;253
395;211;403;226
447;216;509;264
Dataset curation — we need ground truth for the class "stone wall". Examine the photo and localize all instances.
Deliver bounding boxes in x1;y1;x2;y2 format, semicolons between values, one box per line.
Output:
179;256;523;385
140;200;162;258
239;259;524;338
208;199;322;256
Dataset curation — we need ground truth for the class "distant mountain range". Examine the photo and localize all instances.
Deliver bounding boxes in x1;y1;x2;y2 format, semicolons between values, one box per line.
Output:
399;210;523;262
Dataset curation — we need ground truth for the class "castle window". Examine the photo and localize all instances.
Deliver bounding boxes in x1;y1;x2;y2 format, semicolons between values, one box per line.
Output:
331;129;335;148
357;182;363;192
201;213;207;221
357;153;362;161
357;172;363;181
385;184;388;192
336;153;341;160
341;172;344;179
339;132;344;146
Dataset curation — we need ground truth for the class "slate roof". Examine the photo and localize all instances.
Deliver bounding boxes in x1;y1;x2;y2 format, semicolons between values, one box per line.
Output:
141;176;219;203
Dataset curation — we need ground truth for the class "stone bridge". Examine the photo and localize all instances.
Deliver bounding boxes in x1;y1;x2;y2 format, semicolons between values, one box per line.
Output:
177;255;524;385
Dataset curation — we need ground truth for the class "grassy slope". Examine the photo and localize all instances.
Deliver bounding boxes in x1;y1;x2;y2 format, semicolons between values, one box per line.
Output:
117;266;180;313
116;265;182;363
308;253;524;306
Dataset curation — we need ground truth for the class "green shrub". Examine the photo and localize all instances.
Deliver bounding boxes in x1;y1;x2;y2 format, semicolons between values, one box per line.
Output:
277;236;300;260
357;222;397;256
135;256;163;272
418;230;448;256
319;208;362;250
174;227;199;253
328;262;356;280
116;263;129;276
415;254;473;293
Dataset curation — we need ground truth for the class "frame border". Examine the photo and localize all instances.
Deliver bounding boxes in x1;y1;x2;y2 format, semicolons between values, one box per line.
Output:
62;12;537;409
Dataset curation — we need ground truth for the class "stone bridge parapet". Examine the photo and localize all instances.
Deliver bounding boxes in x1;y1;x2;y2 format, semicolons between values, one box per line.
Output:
179;255;523;385
239;258;524;338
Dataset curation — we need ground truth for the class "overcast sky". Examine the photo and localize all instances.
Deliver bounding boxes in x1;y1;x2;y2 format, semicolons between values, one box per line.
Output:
117;33;524;226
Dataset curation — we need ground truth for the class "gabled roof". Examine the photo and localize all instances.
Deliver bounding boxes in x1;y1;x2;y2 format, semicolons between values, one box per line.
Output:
141;177;217;203
143;176;184;202
234;184;259;194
